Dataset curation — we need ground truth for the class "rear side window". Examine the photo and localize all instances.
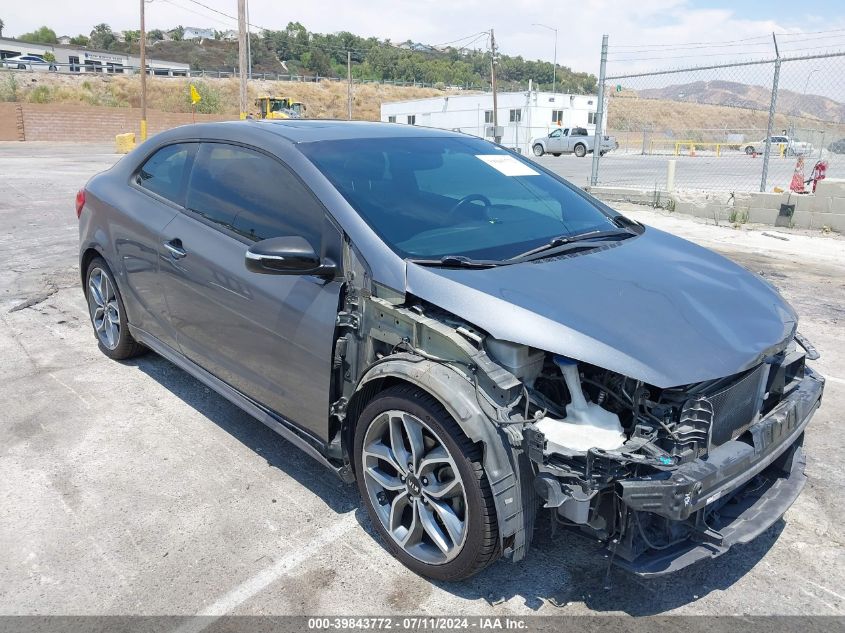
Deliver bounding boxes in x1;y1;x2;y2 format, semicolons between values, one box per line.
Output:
185;143;324;246
136;143;193;205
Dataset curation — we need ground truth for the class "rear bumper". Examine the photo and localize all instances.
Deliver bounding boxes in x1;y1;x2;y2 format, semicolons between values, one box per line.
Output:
615;367;823;576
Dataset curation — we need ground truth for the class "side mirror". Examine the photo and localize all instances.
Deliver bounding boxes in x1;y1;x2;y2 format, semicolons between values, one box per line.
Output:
245;235;337;278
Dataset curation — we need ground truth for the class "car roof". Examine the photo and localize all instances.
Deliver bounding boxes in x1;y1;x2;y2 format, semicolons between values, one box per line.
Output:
172;119;466;144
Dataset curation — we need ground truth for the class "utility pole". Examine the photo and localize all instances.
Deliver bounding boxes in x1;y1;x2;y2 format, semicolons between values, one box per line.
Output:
589;34;608;187
139;0;147;140
347;51;352;120
490;29;500;144
237;0;248;119
246;0;251;80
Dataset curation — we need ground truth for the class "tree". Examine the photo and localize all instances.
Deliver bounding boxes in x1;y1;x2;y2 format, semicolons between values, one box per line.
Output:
147;29;164;43
69;34;89;46
122;30;140;45
307;47;333;77
0;19;5;38
43;51;56;62
170;25;184;42
89;23;116;50
18;26;58;44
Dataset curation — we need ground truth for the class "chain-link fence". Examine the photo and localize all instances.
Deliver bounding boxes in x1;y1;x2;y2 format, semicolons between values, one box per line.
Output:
594;48;845;193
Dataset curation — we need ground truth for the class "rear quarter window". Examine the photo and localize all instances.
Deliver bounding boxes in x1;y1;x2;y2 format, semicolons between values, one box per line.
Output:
135;143;194;205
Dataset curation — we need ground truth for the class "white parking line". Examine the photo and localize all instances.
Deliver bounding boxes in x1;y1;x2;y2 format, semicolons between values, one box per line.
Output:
174;513;358;633
823;375;845;386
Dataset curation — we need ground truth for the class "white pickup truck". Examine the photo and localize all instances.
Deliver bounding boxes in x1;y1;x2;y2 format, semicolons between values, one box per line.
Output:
531;127;618;158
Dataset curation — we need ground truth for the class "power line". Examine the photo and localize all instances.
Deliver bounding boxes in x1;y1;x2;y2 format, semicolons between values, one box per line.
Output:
159;0;235;28
610;33;772;49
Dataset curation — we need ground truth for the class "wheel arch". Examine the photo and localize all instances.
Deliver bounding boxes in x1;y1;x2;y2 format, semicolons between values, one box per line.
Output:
343;358;528;560
80;245;106;287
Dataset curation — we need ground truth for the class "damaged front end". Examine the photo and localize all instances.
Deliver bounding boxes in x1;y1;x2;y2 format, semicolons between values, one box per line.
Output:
336;274;824;575
522;338;823;575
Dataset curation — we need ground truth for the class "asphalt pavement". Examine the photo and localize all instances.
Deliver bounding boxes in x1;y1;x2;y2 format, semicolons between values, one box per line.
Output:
1;142;843;619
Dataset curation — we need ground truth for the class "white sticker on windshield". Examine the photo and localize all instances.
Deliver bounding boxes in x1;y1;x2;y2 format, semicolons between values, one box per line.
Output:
475;154;539;176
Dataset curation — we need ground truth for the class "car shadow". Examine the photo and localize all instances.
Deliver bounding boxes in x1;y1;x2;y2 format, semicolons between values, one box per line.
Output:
129;351;785;615
129;353;358;515
430;511;786;614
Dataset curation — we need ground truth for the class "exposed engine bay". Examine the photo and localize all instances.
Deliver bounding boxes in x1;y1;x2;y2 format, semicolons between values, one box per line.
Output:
334;281;824;575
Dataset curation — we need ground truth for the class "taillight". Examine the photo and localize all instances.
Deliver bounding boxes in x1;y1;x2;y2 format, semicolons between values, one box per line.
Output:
75;189;86;219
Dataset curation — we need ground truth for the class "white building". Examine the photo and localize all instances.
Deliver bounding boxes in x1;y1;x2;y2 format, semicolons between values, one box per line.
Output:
0;37;189;76
182;27;216;41
380;90;604;155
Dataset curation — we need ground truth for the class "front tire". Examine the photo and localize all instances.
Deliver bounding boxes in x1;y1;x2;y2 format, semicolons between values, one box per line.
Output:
574;143;587;158
354;385;500;581
85;257;146;360
532;144;545;157
745;145;755;155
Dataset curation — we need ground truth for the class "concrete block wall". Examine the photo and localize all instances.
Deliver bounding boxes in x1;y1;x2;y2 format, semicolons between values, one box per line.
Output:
0;103;232;142
588;181;845;232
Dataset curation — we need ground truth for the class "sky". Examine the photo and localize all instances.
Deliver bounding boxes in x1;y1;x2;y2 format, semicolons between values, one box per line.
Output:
3;0;845;77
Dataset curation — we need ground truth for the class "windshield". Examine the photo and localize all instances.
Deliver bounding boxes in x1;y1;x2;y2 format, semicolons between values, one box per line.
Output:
299;136;618;261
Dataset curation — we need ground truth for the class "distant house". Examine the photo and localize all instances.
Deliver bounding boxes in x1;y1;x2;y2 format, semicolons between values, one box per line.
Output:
182;27;215;41
396;41;434;53
57;35;72;45
221;30;238;41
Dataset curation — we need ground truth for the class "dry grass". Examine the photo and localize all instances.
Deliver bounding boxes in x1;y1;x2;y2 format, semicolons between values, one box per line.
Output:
7;71;842;142
607;95;845;140
1;71;457;120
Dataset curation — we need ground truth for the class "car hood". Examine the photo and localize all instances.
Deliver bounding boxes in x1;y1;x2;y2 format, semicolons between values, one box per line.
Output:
404;227;796;387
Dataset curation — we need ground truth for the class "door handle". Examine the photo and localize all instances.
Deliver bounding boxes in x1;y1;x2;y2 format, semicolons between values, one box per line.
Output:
163;239;187;259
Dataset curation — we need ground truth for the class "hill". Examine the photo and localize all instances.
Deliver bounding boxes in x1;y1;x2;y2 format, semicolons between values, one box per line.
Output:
636;80;845;124
0;72;457;120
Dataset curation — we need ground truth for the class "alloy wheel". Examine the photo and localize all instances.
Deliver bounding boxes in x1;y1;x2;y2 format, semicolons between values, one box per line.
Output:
361;410;468;565
87;268;121;350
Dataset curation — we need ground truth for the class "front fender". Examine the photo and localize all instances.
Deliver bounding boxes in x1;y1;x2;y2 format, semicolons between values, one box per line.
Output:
356;358;530;561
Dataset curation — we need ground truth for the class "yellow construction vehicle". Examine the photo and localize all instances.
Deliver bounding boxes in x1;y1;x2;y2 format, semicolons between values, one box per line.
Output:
254;96;307;119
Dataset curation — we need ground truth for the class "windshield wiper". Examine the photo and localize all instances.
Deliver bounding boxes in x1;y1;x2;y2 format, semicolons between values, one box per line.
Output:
408;255;500;269
507;229;635;262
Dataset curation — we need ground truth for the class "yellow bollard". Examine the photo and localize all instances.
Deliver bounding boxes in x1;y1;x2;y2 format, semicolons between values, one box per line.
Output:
674;143;680;157
115;132;136;154
716;144;721;157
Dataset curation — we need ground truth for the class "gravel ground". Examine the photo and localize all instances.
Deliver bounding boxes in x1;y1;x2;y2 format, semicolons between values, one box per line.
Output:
1;142;843;619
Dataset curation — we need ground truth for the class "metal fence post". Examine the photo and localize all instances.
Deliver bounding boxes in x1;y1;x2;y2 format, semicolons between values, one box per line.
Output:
590;34;609;187
760;34;781;193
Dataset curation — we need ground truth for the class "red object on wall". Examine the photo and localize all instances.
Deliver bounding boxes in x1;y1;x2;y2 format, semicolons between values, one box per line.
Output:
809;160;828;193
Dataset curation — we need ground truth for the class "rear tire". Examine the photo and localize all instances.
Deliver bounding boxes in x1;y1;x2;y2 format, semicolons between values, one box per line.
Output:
85;257;146;360
532;144;545;157
574;143;587;158
354;384;500;581
745;146;755;155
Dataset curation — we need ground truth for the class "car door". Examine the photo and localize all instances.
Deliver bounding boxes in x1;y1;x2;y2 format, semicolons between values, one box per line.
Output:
158;142;343;440
546;129;563;153
118;141;197;349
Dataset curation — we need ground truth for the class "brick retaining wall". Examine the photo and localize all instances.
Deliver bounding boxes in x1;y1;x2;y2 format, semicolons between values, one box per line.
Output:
0;103;232;142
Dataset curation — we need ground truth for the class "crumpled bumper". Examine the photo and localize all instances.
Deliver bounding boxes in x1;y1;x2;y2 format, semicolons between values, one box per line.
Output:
615;367;823;576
